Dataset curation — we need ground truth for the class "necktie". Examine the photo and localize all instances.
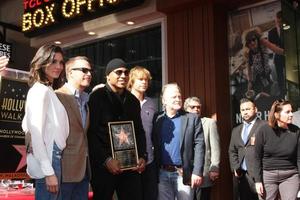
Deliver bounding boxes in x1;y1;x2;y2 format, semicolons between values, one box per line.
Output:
241;123;251;170
242;123;251;144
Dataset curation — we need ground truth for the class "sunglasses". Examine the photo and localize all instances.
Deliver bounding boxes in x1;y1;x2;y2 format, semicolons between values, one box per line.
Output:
71;68;93;74
189;105;201;109
113;69;129;76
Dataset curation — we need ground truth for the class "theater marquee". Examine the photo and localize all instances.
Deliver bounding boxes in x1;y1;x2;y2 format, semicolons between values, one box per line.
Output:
22;0;145;37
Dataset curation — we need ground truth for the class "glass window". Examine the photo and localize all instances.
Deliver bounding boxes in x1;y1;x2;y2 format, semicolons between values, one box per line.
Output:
64;26;162;99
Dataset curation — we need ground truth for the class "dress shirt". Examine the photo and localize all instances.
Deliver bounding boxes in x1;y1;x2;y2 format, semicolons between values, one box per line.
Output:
65;83;89;128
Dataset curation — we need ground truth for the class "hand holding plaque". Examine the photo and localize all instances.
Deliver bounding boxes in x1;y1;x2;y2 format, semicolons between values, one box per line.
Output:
108;121;139;170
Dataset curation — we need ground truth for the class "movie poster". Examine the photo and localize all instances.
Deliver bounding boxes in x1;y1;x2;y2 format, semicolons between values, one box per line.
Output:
228;0;284;125
0;71;29;179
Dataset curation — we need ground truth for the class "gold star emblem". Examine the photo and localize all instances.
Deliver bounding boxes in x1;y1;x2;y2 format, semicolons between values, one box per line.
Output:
116;127;130;145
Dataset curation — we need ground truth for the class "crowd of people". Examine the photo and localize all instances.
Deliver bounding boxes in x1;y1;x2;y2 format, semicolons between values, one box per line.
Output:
0;41;299;200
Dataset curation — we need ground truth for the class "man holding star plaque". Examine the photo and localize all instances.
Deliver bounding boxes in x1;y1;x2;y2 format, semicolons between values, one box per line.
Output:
87;58;147;200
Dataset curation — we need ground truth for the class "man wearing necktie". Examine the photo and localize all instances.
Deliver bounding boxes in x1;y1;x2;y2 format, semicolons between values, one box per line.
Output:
229;98;267;200
56;56;92;199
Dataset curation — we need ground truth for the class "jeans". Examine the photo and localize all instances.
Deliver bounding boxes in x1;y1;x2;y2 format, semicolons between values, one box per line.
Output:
158;169;194;200
35;142;62;200
61;173;89;200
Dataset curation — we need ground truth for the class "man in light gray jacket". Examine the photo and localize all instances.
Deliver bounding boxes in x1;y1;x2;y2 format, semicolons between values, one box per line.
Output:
184;97;221;200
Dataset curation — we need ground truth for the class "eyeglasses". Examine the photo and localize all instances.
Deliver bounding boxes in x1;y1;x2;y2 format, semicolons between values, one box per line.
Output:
189;105;201;109
113;69;129;76
71;68;93;74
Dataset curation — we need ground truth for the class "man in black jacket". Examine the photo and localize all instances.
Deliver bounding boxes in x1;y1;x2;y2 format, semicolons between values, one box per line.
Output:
88;58;147;200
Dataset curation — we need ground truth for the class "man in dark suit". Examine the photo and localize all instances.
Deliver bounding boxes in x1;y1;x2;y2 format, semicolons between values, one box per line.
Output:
88;58;147;200
229;98;265;200
152;83;205;200
268;11;285;99
55;56;92;199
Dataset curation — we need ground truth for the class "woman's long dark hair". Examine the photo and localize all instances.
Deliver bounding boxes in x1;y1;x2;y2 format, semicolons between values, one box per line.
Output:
28;44;65;89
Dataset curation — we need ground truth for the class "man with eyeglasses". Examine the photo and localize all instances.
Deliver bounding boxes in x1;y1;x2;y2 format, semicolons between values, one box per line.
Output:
88;58;147;200
55;56;92;199
183;97;220;200
228;98;265;200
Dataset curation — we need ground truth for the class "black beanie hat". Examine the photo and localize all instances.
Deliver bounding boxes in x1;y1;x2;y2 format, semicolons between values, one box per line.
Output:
105;58;126;75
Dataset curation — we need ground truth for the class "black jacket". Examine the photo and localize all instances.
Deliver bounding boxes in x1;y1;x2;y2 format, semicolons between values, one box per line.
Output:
87;84;146;168
228;119;267;178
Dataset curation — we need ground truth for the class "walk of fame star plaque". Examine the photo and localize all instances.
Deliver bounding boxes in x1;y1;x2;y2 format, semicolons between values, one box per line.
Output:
108;121;138;170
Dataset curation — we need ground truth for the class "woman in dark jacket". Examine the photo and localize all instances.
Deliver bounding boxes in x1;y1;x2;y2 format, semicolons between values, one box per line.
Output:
254;99;300;200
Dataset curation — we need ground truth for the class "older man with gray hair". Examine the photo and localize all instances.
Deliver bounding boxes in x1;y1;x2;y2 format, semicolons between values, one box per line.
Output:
184;97;220;200
152;83;205;200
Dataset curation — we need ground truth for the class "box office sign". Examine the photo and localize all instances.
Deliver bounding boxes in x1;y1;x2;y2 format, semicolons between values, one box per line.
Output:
22;0;145;37
0;73;29;179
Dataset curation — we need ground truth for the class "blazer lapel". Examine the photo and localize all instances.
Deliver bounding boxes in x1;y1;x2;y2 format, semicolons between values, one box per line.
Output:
85;106;90;131
237;125;244;144
155;113;165;150
180;114;188;148
60;86;83;127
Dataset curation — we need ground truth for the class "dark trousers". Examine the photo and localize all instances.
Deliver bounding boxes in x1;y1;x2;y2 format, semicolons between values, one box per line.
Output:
233;175;240;200
142;161;158;200
237;171;259;200
194;187;211;200
91;166;142;200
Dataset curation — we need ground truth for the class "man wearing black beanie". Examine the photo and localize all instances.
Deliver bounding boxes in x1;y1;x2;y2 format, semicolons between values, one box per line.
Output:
87;58;147;200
